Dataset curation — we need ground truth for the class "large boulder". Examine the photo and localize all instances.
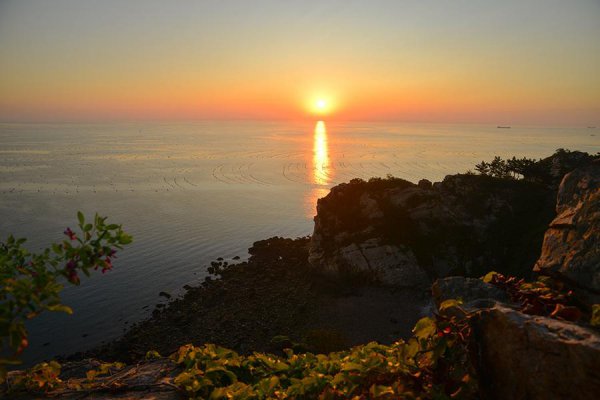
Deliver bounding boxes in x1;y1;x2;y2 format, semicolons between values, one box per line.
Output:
534;162;600;292
309;174;554;285
432;275;600;399
472;304;600;400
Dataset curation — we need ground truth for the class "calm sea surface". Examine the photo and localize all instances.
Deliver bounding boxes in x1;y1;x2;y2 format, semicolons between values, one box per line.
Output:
0;120;597;364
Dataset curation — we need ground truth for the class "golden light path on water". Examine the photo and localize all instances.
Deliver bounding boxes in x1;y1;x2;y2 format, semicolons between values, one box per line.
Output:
305;120;332;218
313;120;330;185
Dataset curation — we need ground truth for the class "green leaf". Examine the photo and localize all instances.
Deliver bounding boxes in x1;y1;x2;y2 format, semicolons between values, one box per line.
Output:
145;350;162;360
412;317;436;340
370;384;394;398
205;366;238;384
77;211;85;226
210;382;253;399
591;304;600;327
47;304;73;315
341;362;364;372
52;243;63;255
255;376;279;396
403;338;420;360
119;233;133;245
482;271;499;283
439;299;463;312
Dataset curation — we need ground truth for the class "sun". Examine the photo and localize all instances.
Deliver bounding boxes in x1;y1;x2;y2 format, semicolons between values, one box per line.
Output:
304;93;336;116
311;98;332;115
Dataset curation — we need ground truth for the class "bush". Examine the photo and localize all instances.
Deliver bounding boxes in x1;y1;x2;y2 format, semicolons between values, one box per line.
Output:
474;156;536;179
0;212;131;378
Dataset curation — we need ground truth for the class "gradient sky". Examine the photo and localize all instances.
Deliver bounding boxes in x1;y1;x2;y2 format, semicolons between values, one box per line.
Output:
0;0;599;124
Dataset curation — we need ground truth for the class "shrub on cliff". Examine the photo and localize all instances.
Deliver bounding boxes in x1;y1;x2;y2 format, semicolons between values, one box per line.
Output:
474;156;537;179
474;149;597;185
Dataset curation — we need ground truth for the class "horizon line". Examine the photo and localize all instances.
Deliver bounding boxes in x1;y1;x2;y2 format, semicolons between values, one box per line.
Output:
0;117;597;129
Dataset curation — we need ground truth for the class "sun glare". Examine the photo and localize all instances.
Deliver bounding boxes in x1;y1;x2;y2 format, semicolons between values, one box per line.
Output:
308;96;334;116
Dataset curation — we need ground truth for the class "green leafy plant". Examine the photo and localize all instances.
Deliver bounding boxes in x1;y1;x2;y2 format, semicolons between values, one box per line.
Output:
169;309;476;399
5;296;481;398
0;212;132;377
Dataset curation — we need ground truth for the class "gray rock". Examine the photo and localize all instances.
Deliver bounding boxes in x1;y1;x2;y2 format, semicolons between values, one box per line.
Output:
345;240;428;286
432;276;511;309
472;304;600;400
315;238;429;287
534;163;600;292
5;359;179;399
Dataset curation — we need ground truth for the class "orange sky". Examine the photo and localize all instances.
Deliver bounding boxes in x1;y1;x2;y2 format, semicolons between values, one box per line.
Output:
0;1;599;125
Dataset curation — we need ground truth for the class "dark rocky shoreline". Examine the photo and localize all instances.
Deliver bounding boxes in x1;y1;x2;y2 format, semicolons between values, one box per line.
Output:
75;237;429;363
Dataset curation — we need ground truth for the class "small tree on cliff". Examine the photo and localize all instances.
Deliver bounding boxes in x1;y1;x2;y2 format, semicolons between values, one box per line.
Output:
475;156;537;179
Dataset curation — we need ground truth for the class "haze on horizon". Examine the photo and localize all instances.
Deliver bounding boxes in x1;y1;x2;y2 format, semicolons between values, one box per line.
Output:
0;0;599;125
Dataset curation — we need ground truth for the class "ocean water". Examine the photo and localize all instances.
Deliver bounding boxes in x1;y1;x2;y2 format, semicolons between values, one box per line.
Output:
0;120;597;365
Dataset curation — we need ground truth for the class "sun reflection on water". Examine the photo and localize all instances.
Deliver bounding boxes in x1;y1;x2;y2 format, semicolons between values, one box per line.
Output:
305;121;333;218
312;120;330;185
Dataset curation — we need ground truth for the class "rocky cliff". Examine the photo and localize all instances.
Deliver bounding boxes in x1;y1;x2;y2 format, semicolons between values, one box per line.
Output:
309;151;596;287
428;158;600;400
309;174;553;286
534;161;600;294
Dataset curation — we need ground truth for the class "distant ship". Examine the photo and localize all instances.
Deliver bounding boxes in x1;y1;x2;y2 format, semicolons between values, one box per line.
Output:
497;126;511;129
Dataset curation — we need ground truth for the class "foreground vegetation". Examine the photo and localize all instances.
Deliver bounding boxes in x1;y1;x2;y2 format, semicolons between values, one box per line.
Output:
0;213;132;377
5;271;599;399
169;308;474;399
7;299;476;399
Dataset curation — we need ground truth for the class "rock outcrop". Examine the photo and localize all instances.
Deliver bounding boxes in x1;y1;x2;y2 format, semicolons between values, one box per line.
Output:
472;304;600;400
6;358;179;400
534;162;600;292
525;149;597;188
432;276;600;400
309;175;554;286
